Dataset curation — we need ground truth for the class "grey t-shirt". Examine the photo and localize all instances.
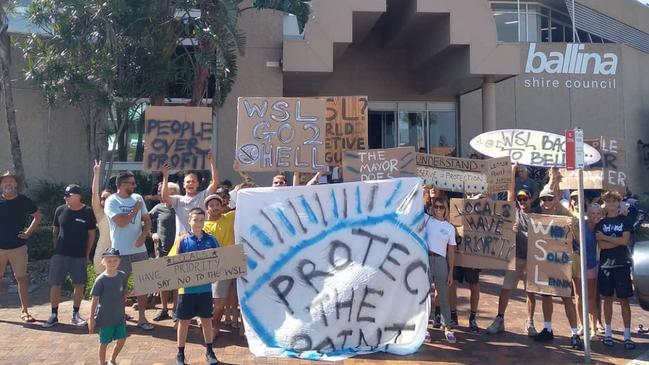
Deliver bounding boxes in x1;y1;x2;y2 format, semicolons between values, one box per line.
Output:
91;271;128;328
149;203;176;251
170;190;209;235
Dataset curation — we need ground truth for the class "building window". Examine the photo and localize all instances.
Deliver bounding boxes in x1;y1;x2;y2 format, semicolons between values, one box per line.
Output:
368;102;457;155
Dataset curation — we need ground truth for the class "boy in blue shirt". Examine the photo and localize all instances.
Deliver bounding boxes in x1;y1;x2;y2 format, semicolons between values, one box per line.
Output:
170;208;220;365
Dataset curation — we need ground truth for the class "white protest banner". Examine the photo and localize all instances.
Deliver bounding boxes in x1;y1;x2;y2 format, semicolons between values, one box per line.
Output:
449;198;516;270
415;154;511;194
235;178;429;360
526;214;574;297
143;106;213;171
131;246;247;296
470;129;601;167
342;147;416;182
325;96;369;166
236;97;327;172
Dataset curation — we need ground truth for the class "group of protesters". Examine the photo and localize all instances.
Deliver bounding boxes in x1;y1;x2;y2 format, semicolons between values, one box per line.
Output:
0;152;641;364
422;163;637;352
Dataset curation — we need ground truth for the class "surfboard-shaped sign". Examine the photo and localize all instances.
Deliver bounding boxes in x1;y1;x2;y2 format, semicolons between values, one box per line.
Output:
470;129;601;167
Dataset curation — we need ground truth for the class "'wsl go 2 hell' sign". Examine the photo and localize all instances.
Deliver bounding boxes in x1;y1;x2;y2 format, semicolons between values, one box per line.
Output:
235;178;429;360
131;245;247;296
342;147;416;182
470;129;601;167
143;106;213;171
236;97;327;172
449;198;516;270
325;96;368;166
526;214;574;297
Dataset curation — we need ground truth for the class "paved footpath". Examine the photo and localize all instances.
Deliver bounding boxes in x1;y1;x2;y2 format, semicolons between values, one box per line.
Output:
2;271;649;365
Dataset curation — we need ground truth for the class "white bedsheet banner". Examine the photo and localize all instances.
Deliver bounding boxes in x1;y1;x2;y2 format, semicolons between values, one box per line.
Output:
235;178;429;360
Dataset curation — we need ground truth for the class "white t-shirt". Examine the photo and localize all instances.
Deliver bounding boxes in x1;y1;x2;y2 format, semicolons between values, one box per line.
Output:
170;190;209;236
104;193;148;255
425;217;456;257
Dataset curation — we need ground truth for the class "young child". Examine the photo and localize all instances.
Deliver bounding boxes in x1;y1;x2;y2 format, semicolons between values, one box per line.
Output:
88;248;128;365
172;207;220;365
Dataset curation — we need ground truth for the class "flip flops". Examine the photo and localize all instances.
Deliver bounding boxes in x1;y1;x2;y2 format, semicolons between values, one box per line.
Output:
20;312;35;323
624;339;636;350
603;336;614;347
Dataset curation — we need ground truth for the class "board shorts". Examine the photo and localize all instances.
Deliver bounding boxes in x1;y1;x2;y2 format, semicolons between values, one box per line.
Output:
212;279;235;299
117;252;150;277
453;266;480;285
503;259;527;290
48;254;87;285
598;265;633;299
98;322;127;344
176;292;213;320
0;245;27;278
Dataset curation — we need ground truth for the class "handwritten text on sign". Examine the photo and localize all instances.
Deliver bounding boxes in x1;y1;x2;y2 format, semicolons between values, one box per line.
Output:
600;137;627;193
449;199;516;270
131;245;247;296
526;214;574;297
342;147;416;182
470;129;601;167
235;178;429;360
325;96;368;166
236;97;326;172
143;106;212;171
415;154;511;194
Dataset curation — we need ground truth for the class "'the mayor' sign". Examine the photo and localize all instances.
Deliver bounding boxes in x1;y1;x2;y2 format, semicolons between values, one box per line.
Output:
235;178;429;360
342;147;416;182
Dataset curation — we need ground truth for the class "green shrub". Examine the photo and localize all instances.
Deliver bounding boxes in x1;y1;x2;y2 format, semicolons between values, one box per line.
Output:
31;180;92;224
27;225;54;261
62;264;134;300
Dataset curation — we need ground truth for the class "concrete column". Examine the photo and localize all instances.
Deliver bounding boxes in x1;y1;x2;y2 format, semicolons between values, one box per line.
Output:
482;78;497;132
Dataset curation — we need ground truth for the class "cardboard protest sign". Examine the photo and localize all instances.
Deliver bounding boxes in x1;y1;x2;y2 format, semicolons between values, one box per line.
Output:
600;137;627;193
143;106;212;171
342;147;416;182
449;198;516;270
559;168;604;190
325;96;368;166
470;129;601;167
236;97;327;172
235;178;429;360
526;214;574;297
131;245;247;296
415;154;511;194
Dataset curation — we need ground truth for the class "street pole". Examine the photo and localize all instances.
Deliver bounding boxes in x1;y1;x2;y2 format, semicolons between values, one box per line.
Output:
575;128;591;363
517;0;521;42
572;0;577;42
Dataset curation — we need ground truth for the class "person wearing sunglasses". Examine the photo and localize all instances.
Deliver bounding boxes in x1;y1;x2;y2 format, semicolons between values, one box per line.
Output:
424;197;457;344
487;163;539;337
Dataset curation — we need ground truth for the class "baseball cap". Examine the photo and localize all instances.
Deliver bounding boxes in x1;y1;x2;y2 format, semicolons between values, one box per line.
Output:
516;189;531;198
204;194;223;208
102;248;121;257
0;170;18;184
539;187;555;199
64;184;82;196
570;190;579;198
216;187;230;195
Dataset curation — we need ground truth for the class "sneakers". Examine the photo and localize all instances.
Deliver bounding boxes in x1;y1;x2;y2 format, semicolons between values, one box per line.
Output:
42;314;58;328
534;328;554;342
525;320;538;337
424;331;432;343
469;318;480;333
175;353;188;365
444;330;457;344
71;312;87;326
206;351;219;364
432;314;441;329
153;309;171;322
486;316;504;334
571;335;583;350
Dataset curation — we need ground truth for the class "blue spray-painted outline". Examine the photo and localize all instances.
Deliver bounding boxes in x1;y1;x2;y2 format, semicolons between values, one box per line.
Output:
410;211;425;226
330;189;339;219
355;186;362;214
384;180;403;208
274;208;296;236
250;225;274;247
346;166;361;174
247;256;258;270
240;212;427;351
300;195;319;224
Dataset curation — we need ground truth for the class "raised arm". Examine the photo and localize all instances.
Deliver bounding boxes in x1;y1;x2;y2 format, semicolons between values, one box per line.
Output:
206;152;219;194
91;160;103;217
507;162;517;202
293;172;300;186
160;163;172;205
306;171;323;186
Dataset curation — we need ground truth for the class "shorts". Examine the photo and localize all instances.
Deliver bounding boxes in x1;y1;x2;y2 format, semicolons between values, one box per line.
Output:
503;259;527;290
598;266;634;299
155;240;173;258
571;253;598;279
0;245;27;278
453;266;480;285
176;293;213;320
117;252;150;277
48;254;87;285
98;322;127;344
212;279;235;299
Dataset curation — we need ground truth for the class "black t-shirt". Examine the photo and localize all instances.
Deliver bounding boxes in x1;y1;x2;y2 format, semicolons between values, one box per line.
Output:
596;215;631;268
0;194;38;250
514;205;541;259
53;204;97;258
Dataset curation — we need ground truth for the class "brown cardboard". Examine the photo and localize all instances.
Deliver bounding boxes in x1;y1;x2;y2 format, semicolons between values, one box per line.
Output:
143;106;213;171
236;97;327;172
131;245;247;296
415;154;511;194
342;147;416;182
600;137;627;193
324;96;369;166
559;168;604;190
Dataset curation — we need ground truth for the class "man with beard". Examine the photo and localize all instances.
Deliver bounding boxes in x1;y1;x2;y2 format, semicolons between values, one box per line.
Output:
104;171;154;330
0;170;42;323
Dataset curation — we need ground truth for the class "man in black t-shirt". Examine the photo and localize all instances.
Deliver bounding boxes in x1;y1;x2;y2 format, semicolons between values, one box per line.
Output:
0;170;42;322
42;184;97;328
597;190;635;350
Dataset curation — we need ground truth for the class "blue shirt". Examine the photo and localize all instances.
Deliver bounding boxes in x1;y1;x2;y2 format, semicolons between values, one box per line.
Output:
176;231;219;294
